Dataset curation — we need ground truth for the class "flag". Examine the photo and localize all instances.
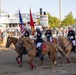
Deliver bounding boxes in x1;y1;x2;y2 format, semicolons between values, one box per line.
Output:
19;10;25;36
30;9;34;36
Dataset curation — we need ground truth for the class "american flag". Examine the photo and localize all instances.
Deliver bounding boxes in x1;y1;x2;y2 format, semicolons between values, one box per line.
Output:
19;10;25;36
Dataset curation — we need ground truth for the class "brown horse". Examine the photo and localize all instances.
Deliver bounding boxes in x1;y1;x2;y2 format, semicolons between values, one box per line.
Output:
52;36;72;61
15;36;70;69
6;36;25;67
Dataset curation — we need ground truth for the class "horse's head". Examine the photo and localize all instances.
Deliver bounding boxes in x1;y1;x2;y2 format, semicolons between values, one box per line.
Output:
6;36;12;48
6;36;18;48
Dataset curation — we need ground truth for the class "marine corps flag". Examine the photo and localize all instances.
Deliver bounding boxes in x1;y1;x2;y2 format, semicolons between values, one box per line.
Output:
30;9;34;36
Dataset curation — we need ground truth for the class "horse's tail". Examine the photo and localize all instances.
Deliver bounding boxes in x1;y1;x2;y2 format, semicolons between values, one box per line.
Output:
55;44;66;58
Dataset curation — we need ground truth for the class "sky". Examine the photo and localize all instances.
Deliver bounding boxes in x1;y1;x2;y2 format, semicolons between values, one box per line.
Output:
1;0;76;20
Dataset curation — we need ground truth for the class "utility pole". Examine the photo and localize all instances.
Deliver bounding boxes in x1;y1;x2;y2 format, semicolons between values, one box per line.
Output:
0;0;1;13
59;0;61;27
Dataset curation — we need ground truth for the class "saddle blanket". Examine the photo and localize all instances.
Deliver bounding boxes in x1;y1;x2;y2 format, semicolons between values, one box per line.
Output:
42;43;47;51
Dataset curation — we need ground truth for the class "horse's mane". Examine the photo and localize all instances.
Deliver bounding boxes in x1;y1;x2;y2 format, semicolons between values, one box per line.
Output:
23;37;35;46
58;36;67;41
58;36;72;47
8;37;18;40
7;37;18;45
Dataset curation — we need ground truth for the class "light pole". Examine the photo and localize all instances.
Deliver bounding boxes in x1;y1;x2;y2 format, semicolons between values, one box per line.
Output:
0;0;1;13
59;0;61;27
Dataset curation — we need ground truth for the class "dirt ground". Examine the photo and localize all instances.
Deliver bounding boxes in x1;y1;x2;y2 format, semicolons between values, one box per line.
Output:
0;46;76;75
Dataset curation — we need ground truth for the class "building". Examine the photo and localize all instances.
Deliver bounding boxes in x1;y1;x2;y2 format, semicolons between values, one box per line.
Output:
0;10;48;38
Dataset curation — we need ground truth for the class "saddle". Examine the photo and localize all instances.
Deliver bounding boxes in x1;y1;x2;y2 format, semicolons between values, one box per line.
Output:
36;43;47;57
36;43;47;52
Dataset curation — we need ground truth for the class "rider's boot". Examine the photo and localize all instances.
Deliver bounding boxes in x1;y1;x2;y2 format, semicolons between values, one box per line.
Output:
73;46;76;53
37;47;43;59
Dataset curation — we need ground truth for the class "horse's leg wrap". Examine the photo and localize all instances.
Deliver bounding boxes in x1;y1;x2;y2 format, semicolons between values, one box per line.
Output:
66;57;71;63
16;55;23;66
19;55;23;66
28;62;35;69
16;58;21;64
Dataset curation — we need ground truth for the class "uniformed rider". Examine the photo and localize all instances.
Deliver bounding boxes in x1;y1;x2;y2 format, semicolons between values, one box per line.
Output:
45;27;53;42
67;27;76;53
24;28;30;38
35;28;44;58
21;27;30;55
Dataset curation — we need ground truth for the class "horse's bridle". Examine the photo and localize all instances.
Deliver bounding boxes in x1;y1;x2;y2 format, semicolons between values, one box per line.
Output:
6;37;12;47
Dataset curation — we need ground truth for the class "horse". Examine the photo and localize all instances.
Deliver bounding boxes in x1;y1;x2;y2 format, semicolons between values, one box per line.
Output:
6;36;25;67
52;36;72;61
15;36;70;69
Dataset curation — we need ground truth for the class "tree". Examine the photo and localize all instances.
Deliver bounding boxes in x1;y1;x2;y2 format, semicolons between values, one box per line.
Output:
75;18;76;25
62;11;75;27
47;13;60;28
37;19;40;24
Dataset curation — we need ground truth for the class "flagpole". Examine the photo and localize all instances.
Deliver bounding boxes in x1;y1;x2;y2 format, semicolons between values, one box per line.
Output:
59;0;61;27
0;0;1;13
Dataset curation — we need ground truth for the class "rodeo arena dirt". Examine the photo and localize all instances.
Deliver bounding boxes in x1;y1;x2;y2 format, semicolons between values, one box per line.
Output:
0;36;76;75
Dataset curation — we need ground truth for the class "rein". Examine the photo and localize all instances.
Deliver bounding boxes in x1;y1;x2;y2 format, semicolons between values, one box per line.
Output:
63;42;70;50
27;47;34;53
24;42;34;53
18;38;35;53
58;37;70;50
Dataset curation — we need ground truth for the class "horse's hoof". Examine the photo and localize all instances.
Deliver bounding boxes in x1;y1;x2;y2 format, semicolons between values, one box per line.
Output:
31;66;34;69
66;60;71;63
66;57;71;63
48;59;51;62
68;60;71;63
30;64;36;69
38;64;43;66
19;64;22;67
34;65;36;68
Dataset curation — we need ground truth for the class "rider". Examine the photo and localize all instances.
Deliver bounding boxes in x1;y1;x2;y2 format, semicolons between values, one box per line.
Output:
45;27;53;42
24;27;30;38
21;27;30;55
67;27;75;53
35;28;44;58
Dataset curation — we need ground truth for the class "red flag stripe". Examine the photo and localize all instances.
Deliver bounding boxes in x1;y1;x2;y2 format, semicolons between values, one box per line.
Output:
19;10;25;36
30;9;34;36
